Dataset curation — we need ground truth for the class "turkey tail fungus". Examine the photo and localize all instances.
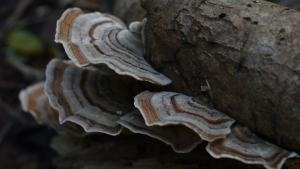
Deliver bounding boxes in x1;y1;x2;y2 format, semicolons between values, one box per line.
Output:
18;4;300;169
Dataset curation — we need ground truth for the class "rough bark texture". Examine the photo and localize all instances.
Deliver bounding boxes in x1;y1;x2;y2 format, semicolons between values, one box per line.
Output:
113;0;146;24
142;0;300;152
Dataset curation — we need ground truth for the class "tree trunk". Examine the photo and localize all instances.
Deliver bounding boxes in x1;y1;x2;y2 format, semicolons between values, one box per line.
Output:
113;0;146;24
142;0;300;152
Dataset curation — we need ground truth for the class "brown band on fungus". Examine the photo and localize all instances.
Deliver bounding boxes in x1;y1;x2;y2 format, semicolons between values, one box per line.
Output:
134;91;160;124
68;43;89;65
19;82;59;124
49;61;73;117
55;8;82;42
26;84;44;119
55;8;88;65
134;91;235;142
180;121;229;142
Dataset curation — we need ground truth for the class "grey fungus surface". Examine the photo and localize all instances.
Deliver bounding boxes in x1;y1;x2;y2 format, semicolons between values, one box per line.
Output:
206;125;298;169
134;91;235;142
55;8;171;86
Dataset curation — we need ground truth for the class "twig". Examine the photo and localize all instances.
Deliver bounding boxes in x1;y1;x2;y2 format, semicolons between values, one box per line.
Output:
4;0;33;29
0;81;22;89
5;50;44;81
0;98;31;126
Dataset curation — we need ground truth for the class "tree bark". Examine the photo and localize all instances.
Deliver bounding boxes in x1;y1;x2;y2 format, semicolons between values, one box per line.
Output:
142;0;300;152
113;0;146;24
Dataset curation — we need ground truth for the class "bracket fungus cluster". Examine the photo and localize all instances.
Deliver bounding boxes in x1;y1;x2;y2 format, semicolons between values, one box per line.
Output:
19;8;298;169
55;8;171;86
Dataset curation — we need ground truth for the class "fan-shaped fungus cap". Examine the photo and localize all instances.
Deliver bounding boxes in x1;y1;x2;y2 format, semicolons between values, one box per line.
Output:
19;82;59;124
206;125;298;169
55;8;171;86
45;59;141;135
134;91;235;142
118;111;202;153
19;82;88;136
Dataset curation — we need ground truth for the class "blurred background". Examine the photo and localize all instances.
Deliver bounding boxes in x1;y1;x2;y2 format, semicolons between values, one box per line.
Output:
0;1;115;168
0;0;299;169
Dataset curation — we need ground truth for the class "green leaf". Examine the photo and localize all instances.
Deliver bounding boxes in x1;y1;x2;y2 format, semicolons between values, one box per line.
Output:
6;30;44;56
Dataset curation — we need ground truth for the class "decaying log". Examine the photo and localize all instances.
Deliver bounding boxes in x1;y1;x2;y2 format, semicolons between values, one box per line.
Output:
113;0;146;24
142;0;300;152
